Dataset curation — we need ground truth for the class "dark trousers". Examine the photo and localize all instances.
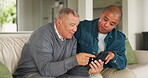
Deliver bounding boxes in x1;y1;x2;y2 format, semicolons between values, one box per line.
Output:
15;73;88;78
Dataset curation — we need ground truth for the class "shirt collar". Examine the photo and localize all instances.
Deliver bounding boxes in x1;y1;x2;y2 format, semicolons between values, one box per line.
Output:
106;29;114;39
54;23;65;41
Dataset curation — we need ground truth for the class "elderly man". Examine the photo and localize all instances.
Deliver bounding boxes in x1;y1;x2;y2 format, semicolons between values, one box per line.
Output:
13;8;96;78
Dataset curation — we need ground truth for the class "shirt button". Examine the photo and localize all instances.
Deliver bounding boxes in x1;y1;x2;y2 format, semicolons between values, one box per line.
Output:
114;60;116;63
93;52;95;54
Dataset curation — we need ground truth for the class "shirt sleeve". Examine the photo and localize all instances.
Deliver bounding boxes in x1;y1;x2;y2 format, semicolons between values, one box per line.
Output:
28;32;78;77
108;35;127;70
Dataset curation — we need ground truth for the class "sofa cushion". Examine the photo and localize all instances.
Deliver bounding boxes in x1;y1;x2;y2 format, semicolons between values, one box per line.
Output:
125;39;138;65
0;33;30;73
127;64;148;78
0;62;12;78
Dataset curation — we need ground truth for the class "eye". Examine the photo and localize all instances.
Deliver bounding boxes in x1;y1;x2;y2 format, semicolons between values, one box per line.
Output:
110;23;114;26
70;23;76;27
110;22;116;26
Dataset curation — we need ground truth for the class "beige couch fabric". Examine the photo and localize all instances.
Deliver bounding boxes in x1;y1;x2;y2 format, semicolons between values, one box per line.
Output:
127;50;148;78
0;34;30;73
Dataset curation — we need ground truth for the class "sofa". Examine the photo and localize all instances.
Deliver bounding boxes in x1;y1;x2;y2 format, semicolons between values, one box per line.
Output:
127;50;148;78
0;33;148;78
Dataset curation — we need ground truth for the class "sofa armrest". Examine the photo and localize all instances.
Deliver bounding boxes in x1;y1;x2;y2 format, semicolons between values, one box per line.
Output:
135;50;148;64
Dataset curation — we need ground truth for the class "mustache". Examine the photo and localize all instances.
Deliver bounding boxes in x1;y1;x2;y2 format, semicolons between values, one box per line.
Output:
100;25;108;31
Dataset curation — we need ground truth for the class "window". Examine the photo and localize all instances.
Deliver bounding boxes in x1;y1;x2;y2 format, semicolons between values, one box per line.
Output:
0;0;16;32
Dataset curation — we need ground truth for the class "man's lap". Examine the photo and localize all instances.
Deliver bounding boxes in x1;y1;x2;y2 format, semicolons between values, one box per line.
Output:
20;68;136;78
90;67;136;78
100;67;136;78
21;73;88;78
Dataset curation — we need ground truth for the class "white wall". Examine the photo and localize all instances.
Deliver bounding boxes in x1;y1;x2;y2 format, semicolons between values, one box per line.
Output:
18;0;53;31
122;0;128;37
122;0;143;50
67;0;78;12
93;0;121;9
18;0;34;31
41;0;53;25
78;0;93;20
129;0;142;50
33;0;42;29
142;0;148;32
93;8;103;19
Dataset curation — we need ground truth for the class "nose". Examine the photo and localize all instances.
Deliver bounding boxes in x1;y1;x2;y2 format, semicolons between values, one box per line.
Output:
72;26;77;32
104;22;110;28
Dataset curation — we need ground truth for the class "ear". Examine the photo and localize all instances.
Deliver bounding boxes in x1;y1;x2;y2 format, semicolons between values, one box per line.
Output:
56;18;62;25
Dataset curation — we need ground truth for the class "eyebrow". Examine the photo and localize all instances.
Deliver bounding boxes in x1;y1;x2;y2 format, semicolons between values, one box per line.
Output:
105;16;117;25
104;16;109;20
70;23;76;25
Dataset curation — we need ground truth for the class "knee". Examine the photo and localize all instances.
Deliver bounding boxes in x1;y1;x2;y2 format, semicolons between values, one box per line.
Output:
89;73;103;78
101;68;137;78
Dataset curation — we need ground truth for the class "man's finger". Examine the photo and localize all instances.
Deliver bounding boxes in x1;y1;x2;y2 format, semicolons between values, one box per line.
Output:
105;55;109;60
98;59;104;65
91;61;98;68
105;59;110;64
89;63;95;70
83;53;95;58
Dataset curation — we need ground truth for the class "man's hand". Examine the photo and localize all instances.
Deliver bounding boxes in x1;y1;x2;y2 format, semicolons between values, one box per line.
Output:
88;60;104;74
105;51;115;64
76;53;95;66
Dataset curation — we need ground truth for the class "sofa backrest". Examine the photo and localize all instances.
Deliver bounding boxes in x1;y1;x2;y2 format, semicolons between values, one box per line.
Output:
0;33;31;73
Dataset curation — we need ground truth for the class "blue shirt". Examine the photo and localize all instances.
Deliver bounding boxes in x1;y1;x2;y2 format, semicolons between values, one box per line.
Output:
74;18;127;70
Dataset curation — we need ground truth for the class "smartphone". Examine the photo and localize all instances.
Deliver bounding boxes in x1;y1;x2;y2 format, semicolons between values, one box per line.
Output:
95;51;109;61
88;51;109;64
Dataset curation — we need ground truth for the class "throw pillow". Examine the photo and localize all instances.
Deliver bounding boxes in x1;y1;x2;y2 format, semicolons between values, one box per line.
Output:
125;39;138;65
0;62;12;78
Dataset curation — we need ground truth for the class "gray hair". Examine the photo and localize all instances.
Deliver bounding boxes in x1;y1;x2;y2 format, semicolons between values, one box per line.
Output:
55;8;79;19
